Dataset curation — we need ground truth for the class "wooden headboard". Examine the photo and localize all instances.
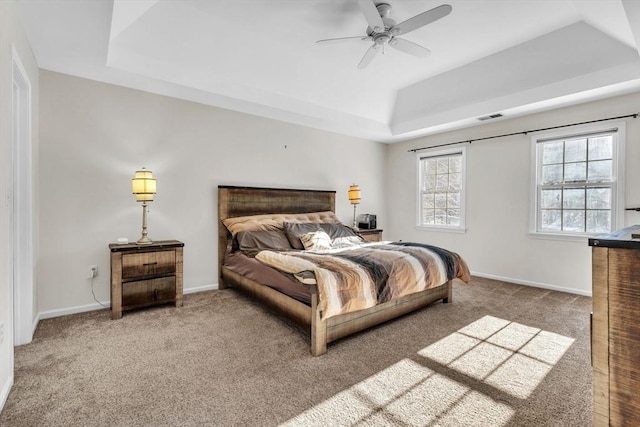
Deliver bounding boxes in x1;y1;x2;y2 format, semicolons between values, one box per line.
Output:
217;186;336;286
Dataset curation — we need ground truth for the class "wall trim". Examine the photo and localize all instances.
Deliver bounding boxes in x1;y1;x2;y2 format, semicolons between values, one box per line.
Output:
11;44;36;346
184;283;218;294
0;374;14;414
37;283;219;320
471;271;592;297
36;275;589;320
32;313;40;336
38;301;109;321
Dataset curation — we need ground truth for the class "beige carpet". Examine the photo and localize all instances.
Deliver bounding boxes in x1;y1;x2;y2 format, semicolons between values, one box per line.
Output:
0;277;592;426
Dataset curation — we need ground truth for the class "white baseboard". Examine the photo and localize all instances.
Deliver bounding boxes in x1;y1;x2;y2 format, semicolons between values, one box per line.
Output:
32;313;40;337
37;283;219;321
471;271;592;297
184;283;218;294
15;313;42;346
0;374;13;414
38;301;110;320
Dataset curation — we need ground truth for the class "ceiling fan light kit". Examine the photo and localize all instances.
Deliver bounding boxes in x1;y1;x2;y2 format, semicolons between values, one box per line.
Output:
317;0;452;69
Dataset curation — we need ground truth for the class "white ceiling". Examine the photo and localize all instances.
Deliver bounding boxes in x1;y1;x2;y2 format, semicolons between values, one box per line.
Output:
15;0;640;142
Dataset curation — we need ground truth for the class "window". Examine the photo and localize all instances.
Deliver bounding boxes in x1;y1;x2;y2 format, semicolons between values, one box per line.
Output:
532;124;624;236
417;148;466;231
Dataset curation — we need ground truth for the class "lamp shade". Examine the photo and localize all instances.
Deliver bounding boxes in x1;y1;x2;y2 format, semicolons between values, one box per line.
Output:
132;167;156;202
348;184;361;205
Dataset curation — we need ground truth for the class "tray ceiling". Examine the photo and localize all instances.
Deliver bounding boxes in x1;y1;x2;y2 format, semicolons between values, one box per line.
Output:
16;0;640;142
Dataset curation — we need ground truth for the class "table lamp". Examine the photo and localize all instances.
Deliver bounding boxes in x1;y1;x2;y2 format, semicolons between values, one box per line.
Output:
348;184;361;228
132;167;156;244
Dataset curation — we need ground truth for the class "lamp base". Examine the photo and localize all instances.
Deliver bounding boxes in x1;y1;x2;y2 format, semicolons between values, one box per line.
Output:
137;201;153;245
137;236;153;245
352;204;358;229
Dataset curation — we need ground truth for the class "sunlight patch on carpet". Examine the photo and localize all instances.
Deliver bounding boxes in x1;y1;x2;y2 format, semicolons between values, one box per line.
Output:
418;315;575;399
282;316;574;426
280;359;514;426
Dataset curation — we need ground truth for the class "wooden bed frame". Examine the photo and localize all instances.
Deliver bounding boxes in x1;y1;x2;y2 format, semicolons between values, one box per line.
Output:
218;185;452;356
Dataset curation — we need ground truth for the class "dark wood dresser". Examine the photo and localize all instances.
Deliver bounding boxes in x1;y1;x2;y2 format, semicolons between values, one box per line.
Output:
109;240;184;319
589;225;640;426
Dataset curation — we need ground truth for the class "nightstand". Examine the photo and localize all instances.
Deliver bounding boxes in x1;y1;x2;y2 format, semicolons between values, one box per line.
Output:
109;240;184;319
358;229;383;242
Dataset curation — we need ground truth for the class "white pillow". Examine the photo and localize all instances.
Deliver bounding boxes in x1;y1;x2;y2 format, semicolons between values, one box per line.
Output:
299;231;332;251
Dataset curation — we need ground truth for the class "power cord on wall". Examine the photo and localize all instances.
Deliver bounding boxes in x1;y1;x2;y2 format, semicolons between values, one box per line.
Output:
90;277;110;309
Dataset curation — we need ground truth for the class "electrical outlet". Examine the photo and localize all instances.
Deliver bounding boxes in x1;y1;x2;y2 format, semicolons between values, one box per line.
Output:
87;265;98;279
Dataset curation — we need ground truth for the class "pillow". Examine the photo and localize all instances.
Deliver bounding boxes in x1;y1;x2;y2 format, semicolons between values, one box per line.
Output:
284;222;323;250
284;222;360;249
320;223;360;239
222;211;340;236
299;231;332;251
236;230;293;252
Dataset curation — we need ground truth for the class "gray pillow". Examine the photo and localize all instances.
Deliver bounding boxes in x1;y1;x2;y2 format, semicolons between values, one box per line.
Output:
236;230;293;251
284;222;360;249
320;223;360;239
284;223;323;249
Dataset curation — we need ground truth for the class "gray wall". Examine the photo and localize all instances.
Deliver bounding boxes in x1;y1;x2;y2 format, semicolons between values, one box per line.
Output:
386;92;640;295
38;70;387;315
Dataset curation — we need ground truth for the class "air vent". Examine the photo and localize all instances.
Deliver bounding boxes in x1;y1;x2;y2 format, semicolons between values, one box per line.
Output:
477;113;504;121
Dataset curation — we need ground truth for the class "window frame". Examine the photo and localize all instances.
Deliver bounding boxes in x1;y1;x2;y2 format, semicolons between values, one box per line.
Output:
529;122;626;240
416;147;467;233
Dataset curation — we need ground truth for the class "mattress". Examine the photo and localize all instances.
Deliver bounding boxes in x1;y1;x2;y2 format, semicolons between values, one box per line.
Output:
223;250;312;305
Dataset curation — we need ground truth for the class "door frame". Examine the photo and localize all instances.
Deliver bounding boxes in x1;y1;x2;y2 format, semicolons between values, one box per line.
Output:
12;46;35;346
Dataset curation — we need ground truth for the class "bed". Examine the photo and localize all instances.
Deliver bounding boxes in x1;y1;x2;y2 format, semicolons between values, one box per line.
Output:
218;185;469;356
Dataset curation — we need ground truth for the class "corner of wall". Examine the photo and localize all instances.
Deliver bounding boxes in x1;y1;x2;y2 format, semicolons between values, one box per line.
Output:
0;0;40;412
0;374;14;413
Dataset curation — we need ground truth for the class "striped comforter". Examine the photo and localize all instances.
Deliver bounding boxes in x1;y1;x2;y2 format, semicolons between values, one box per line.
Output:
255;242;470;320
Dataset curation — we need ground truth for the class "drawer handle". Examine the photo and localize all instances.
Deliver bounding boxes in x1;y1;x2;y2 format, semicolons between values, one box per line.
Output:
143;262;158;267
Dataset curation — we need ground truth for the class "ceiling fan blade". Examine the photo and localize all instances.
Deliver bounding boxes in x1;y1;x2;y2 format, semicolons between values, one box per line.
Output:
391;4;452;36
316;36;371;44
357;0;385;32
389;38;431;57
358;44;380;69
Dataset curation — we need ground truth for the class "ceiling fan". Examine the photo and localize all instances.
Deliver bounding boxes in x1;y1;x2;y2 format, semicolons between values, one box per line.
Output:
316;0;452;69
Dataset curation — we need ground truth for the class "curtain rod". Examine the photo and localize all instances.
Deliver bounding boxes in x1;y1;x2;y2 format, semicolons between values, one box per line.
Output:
408;113;639;153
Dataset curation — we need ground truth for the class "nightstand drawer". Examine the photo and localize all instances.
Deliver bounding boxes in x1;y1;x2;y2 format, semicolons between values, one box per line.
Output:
110;240;184;319
122;250;175;280
122;277;176;308
359;229;383;242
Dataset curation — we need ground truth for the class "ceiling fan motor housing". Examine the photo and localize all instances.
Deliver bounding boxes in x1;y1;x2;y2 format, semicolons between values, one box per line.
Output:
375;3;392;17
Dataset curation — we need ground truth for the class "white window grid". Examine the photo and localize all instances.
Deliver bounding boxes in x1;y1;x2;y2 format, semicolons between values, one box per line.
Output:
417;147;466;230
533;126;624;236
